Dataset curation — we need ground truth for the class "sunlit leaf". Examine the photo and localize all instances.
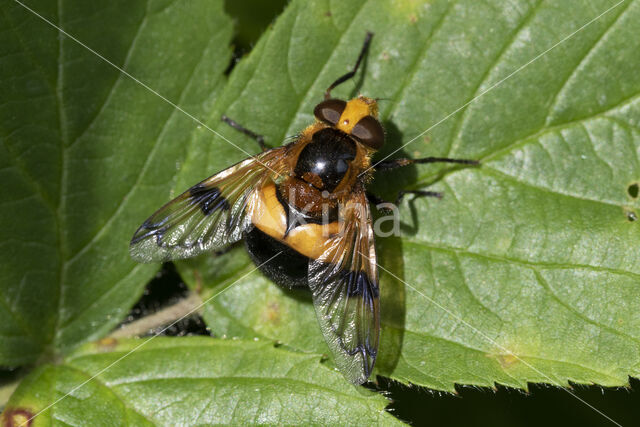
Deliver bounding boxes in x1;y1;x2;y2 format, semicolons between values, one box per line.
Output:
1;337;399;425
177;0;640;391
0;0;232;364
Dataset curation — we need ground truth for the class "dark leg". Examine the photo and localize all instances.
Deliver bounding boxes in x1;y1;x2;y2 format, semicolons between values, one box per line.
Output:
367;192;392;212
374;156;479;171
221;115;267;152
324;32;374;99
368;190;442;209
396;190;442;205
366;191;387;206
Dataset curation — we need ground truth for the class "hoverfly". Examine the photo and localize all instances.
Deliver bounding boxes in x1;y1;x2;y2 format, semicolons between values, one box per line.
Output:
130;33;477;384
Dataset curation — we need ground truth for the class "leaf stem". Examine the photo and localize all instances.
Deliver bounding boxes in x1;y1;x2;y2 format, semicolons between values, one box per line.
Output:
109;293;203;338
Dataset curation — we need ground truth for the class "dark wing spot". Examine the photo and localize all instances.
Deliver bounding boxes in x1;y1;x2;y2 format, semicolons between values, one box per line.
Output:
189;184;230;215
130;222;163;245
336;269;380;363
342;270;379;298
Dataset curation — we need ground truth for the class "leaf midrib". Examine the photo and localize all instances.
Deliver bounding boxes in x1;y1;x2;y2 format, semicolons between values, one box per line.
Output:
393;328;625;384
445;0;546;159
543;0;633;127
59;364;154;425
409;92;640;205
57;361;389;424
53;0;69;354
396;240;640;348
272;0;372;145
403;2;638;205
47;0;144;350
380;0;454;124
400;239;640;283
532;270;640;346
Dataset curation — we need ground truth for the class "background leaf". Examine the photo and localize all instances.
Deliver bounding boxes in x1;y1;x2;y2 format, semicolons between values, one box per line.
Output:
176;0;640;391
3;0;640;424
1;338;398;426
0;0;232;364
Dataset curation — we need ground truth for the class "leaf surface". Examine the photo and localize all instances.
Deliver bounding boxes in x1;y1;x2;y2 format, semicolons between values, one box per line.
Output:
176;0;640;391
0;0;233;364
1;337;398;426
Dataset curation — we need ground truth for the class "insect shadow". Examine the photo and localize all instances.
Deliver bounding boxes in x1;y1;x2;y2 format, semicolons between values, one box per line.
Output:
368;118;477;376
374;119;475;237
365;119;411;377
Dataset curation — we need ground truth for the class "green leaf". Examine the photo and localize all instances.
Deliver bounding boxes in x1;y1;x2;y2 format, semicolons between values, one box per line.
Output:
1;337;399;425
0;0;232;365
176;0;640;391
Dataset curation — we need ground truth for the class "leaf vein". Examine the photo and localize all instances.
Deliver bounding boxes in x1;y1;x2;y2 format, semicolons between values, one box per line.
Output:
64;21;214;268
544;0;633;126
403;239;640;283
67;5;150;149
480;165;626;209
63;364;154;423
278;0;372;143
475;88;640;167
532;270;640;345
381;0;454;123
446;0;545;157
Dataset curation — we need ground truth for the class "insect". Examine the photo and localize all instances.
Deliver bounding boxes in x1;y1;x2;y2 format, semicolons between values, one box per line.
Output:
130;33;477;384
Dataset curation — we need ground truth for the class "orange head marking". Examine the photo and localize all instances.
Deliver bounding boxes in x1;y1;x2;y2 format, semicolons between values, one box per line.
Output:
313;95;384;150
336;96;379;134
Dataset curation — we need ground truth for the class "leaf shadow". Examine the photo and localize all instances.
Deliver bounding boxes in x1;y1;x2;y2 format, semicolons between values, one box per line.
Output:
368;118;480;379
368;119;413;378
281;287;314;304
374;236;406;379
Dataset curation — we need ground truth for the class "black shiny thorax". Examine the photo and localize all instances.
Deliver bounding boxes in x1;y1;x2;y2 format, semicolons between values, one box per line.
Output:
294;128;357;192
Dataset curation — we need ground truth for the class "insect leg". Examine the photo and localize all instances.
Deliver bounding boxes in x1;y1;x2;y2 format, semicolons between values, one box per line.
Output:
324;32;374;100
395;190;442;205
367;192;401;216
374;156;479;171
373;157;476;203
221;115;267;152
366;191;387;206
368;190;441;210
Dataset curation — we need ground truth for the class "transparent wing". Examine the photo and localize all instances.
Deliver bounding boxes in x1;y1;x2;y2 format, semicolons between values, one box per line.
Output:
308;191;380;384
130;147;287;263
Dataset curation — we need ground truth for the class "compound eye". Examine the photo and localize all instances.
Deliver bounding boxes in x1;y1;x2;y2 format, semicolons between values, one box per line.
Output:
351;115;384;149
314;99;347;125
